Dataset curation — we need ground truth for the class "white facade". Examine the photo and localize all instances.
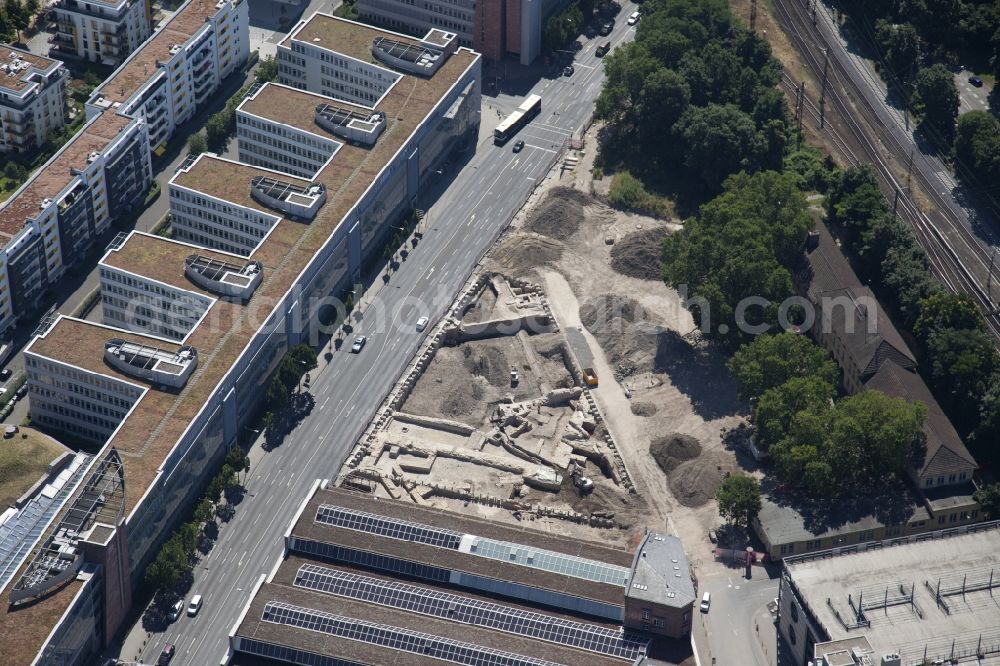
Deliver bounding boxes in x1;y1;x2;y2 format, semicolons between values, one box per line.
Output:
51;0;151;66
278;39;401;106
99;263;214;341
358;0;474;47
169;168;282;256
236;98;341;179
24;344;145;444
89;0;249;152
0;48;68;152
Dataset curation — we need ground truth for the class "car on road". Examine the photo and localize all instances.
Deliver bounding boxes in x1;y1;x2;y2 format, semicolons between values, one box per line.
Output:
700;592;712;613
416;316;430;331
599;20;613;35
0;368;10;381
512;140;525;153
157;644;175;665
969;75;984;87
187;594;203;616
351;336;367;353
563;65;574;77
168;599;184;622
596;42;611;57
627;10;640;24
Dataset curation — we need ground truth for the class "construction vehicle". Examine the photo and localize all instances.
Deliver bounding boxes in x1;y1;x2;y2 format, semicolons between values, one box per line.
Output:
510;368;519;386
570;463;594;494
582;367;598;387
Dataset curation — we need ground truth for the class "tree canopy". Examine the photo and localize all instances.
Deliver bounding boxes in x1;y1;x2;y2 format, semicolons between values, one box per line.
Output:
663;171;813;348
727;332;838;401
715;475;762;528
914;64;959;146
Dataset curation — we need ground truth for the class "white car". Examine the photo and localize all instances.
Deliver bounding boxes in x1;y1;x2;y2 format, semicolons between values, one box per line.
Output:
167;599;184;622
627;10;640;24
187;594;203;617
700;592;711;613
416;316;429;332
351;336;367;353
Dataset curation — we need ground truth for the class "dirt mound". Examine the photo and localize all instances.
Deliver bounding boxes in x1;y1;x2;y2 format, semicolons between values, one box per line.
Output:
667;451;738;508
491;234;564;273
630;402;658;417
440;379;485;416
649;433;702;474
610;227;670;280
463;344;509;387
527;187;591;240
579;294;639;331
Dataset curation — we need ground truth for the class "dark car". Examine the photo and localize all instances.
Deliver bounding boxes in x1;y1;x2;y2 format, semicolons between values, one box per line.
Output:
512;140;525;153
596;42;611;57
157;644;175;665
599;21;614;35
0;368;10;380
969;75;984;87
563;65;575;77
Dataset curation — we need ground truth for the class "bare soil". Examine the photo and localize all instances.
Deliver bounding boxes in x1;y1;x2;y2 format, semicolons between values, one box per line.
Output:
650;433;703;474
609;226;671;280
630;401;658;417
527;186;593;240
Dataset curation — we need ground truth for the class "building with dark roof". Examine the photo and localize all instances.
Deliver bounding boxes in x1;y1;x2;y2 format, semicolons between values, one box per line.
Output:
228;483;696;666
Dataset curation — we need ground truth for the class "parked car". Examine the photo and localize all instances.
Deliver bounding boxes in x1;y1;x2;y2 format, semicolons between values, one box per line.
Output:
600;20;614;35
157;644;175;665
187;594;203;617
14;384;26;400
416;316;429;331
700;592;712;613
596;42;611;57
969;75;984;87
512;139;525;153
627;10;640;24
0;368;11;380
351;336;367;353
168;599;184;622
563;65;575;76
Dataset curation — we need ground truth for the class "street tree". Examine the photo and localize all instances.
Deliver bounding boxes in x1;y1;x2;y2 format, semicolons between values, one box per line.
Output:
187;132;207;156
926;327;999;431
715;475;761;528
753;376;836;452
973;483;1000;519
914;64;959;145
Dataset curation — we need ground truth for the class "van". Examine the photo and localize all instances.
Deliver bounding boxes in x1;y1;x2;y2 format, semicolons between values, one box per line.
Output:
700;592;711;613
187;594;203;616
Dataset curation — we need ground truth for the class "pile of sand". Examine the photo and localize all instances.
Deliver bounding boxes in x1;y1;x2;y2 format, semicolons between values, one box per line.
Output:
440;379;486;417
630;402;658;417
667;451;738;508
649;433;702;474
491;234;564;273
527;187;592;240
610;227;670;281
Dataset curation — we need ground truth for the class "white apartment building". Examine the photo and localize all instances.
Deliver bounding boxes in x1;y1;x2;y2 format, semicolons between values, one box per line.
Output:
99;263;214;341
236;101;341;179
0;0;249;336
51;0;151;66
0;47;68;153
88;0;249;153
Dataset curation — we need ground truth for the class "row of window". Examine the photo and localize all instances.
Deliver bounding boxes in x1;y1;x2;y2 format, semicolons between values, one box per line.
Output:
30;385;129;420
237;126;332;164
34;413;107;444
33;401;120;432
172;189;261;222
103;306;187;340
238;117;334;152
173;225;251;258
26;356;141;398
239;144;319;180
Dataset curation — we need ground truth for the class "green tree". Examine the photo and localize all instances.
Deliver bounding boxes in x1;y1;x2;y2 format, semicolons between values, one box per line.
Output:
194;498;214;525
637;67;690;152
4;0;28;40
256;55;279;82
728;332;838;401
205;474;226;503
753;376;836;451
144;548;183;590
914;64;959;145
225;446;250;475
926;327;999;430
289;344;318;373
954;111;1000;185
973;483;1000;519
265;375;290;413
205;112;230;148
673;103;767;194
714;474;761;528
187;132;207;155
595;43;663;128
874;20;920;86
913;292;984;345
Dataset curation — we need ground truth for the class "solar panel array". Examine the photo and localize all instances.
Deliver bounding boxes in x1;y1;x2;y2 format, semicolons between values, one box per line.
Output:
293;564;648;660
261;601;563;666
315;505;463;549
469;537;630;587
373;37;438;64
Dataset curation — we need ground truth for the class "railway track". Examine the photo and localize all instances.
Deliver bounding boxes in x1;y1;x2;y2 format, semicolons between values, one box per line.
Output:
772;0;1000;338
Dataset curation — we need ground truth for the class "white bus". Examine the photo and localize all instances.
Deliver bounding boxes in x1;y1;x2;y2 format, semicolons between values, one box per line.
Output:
494;94;542;144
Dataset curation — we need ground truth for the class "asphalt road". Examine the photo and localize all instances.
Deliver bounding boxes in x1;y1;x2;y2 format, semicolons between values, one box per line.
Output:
120;13;639;666
693;566;782;666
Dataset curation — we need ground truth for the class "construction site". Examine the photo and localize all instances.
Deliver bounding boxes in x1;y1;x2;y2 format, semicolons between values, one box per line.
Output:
341;132;749;562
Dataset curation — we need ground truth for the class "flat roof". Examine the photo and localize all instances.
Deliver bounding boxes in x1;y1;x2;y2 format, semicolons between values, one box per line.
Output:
291;488;631;607
0;45;60;93
0;112;134;239
236;553;635;666
95;0;223;106
101;231;256;301
281;13;423;65
239;83;368;138
785;526;1000;663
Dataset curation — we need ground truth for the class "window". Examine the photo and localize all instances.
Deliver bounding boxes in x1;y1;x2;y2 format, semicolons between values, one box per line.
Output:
641;608;650;621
